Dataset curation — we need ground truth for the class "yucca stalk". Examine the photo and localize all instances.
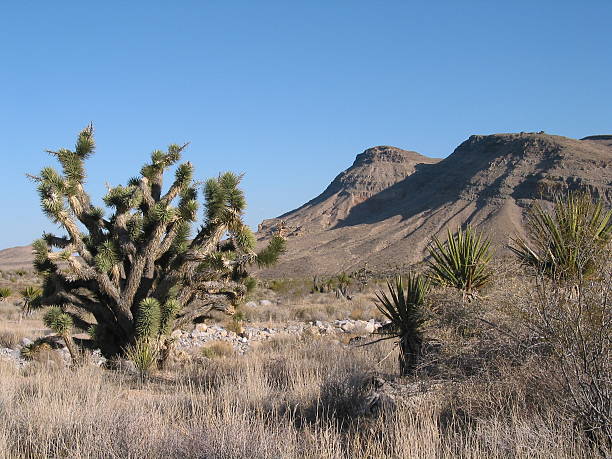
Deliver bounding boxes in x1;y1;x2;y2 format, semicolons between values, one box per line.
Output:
374;274;429;375
43;306;80;365
510;192;612;281
427;226;493;300
29;125;286;359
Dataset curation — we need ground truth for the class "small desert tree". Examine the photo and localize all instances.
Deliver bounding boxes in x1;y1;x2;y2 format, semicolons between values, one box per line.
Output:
29;125;285;358
43;306;80;364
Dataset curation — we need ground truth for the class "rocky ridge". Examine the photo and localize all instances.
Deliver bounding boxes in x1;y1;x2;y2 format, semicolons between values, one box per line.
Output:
257;132;612;276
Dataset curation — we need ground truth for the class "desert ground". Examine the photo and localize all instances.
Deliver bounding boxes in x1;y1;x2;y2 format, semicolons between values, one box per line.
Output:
0;256;609;458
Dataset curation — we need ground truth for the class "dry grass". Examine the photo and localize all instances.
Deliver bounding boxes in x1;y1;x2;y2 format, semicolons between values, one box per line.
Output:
241;292;384;325
0;263;608;457
0;336;602;458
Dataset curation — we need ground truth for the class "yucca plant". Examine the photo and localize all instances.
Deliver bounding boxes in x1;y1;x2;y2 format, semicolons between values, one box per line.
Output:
43;306;80;365
20;285;42;317
0;287;12;302
374;274;430;375
510;192;612;281
427;226;493;300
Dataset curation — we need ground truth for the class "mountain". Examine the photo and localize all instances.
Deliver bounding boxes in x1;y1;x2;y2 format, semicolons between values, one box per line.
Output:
258;132;612;277
0;245;35;271
258;146;441;237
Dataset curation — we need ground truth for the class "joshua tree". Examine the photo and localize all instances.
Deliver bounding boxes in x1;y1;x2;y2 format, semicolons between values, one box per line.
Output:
427;226;493;300
29;125;285;358
43;306;80;364
374;274;429;375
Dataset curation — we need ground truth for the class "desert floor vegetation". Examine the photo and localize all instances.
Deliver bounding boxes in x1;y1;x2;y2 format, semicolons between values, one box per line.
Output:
0;259;609;458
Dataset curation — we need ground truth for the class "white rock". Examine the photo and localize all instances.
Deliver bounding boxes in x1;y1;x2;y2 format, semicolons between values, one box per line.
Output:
364;322;376;334
341;322;355;332
259;300;273;307
171;329;183;338
21;337;34;347
195;323;208;332
245;301;258;308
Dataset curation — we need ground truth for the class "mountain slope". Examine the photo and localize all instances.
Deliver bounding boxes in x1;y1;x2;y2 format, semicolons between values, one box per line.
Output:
258;146;440;237
258;132;612;277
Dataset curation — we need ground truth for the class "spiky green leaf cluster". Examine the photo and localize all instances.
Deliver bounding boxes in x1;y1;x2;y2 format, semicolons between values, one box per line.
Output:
135;298;161;339
204;172;246;224
104;185;141;209
43;306;73;336
174;162;193;190
53;148;86;183
170;222;191;254
427;226;493;297
95;240;120;273
20;285;41;298
510;192;612;281
151;202;175;224
75;124;95;159
375;274;429;337
235;225;256;252
124;338;159;376
257;235;287;268
159;299;180;336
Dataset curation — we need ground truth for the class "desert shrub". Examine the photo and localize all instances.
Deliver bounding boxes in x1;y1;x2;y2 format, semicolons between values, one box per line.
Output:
510;191;611;281
201;340;235;359
509;193;612;446
427;226;493;299
43;306;81;365
124;339;159;376
0;287;12;301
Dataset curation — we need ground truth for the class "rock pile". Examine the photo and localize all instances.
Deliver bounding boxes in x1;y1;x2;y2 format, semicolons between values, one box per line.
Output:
172;318;384;354
0;318;386;367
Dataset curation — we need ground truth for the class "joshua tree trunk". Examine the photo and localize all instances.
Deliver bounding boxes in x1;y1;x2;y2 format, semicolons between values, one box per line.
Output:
62;334;81;366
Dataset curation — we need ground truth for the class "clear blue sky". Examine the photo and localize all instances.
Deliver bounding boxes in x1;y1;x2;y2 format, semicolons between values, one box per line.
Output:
1;1;611;248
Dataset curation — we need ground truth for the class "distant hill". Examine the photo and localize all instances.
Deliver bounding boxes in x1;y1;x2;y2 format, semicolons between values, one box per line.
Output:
0;245;35;271
257;132;612;277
